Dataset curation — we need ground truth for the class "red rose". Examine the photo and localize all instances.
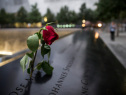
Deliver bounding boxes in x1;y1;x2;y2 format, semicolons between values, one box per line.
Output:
43;26;59;45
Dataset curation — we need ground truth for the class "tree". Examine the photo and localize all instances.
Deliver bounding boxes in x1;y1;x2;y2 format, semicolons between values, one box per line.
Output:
95;0;126;21
0;9;8;24
79;3;86;19
119;10;126;20
44;8;55;23
0;9;15;25
56;6;78;24
16;6;28;23
68;11;78;23
78;3;96;23
27;3;42;23
56;6;70;24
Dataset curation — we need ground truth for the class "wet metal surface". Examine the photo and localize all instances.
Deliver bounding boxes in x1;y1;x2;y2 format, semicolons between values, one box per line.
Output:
0;30;126;95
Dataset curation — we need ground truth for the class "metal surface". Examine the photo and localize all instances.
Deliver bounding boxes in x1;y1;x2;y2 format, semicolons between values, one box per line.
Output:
0;31;126;95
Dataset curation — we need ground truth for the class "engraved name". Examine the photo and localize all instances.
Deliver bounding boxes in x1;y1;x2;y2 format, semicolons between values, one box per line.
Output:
48;57;75;95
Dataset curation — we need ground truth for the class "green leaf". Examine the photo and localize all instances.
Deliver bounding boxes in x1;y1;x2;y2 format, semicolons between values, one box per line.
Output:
48;50;51;59
35;62;43;70
35;32;42;39
20;55;28;72
27;34;39;52
41;39;45;45
41;61;53;75
40;27;47;30
27;60;32;74
41;44;51;57
46;22;56;26
27;68;30;74
26;52;34;58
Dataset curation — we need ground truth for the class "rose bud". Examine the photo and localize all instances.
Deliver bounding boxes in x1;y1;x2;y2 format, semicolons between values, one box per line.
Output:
43;26;59;45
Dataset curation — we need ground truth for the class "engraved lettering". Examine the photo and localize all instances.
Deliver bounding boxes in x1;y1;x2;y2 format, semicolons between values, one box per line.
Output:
81;70;89;95
48;93;56;95
55;83;62;88
16;87;23;92
20;83;27;88
9;91;18;95
48;57;75;94
52;87;59;93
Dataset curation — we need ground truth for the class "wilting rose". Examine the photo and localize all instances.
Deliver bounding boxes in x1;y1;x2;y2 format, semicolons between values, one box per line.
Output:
43;26;59;45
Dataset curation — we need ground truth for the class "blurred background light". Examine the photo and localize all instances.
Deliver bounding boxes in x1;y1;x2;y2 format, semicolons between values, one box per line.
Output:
82;19;86;23
98;23;102;28
82;24;85;27
44;17;48;22
0;51;13;55
95;32;99;39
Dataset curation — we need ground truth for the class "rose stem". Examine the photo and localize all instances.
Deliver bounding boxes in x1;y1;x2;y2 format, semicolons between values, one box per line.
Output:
30;50;37;79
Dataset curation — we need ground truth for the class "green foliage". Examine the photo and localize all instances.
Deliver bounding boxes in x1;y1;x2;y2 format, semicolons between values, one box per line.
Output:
27;60;32;74
57;6;78;24
27;3;42;23
119;10;126;19
79;3;86;18
27;68;31;74
20;55;29;72
35;62;43;70
44;8;55;23
46;22;56;26
26;52;34;58
0;9;15;24
35;32;42;39
27;34;39;52
16;6;28;23
56;4;96;24
34;61;53;75
96;0;126;21
41;61;53;75
78;3;96;23
0;3;100;25
68;11;78;23
20;25;55;78
56;6;70;24
41;44;51;58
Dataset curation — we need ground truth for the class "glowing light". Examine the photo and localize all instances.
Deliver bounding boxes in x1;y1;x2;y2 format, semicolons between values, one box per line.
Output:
66;24;69;28
36;22;42;27
95;32;99;39
98;23;102;27
0;51;13;55
82;20;86;23
69;24;72;28
57;24;60;28
60;25;63;28
63;25;66;28
44;17;47;22
82;24;85;27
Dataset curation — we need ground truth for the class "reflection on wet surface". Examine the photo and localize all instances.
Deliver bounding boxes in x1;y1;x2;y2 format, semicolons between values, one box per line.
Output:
85;31;126;95
0;28;78;62
0;30;126;95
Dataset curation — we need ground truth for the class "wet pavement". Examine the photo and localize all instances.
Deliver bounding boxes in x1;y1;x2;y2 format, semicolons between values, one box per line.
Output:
100;31;126;69
0;30;126;95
